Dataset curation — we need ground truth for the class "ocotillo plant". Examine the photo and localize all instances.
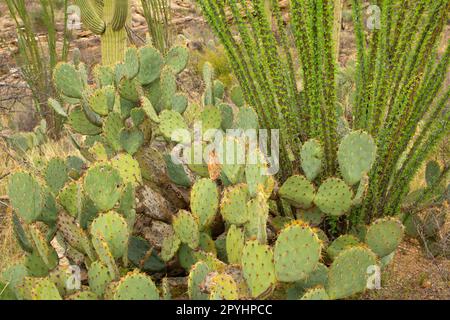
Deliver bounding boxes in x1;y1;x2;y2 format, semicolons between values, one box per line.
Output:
5;0;70;136
197;0;450;222
75;0;130;65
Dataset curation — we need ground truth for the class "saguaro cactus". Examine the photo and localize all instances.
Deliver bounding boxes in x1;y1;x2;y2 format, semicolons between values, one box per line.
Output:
76;0;129;65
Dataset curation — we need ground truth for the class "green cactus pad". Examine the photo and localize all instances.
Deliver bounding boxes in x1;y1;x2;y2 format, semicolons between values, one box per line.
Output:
160;233;181;262
241;240;276;298
159;110;189;143
24;250;57;277
88;86;116;116
57;211;94;260
48;98;68;117
245;195;269;244
137;46;163;85
90;211;129;258
124;47;140;79
188;261;210;300
220;184;249;225
164;154;191;187
299;286;329;300
88;261;115;297
296;207;324;227
130;108;146;127
165;46;189;74
365;217;404;257
30;278;62;300
209;274;239;300
183;103;202;127
57;181;82;218
294;263;329;292
103;112;124;152
425;160;441;187
44;158;68;194
173;210;200;249
111;153;142;187
127;236;165;272
140;96;160;123
327;246;377;299
217;103;234;130
200;106;222;138
314;178;353;216
67;291;98;300
84;164;123;211
213;79;225;100
68;107;103;135
53;62;84;99
217;137;246;184
28;225;55;269
225;225;245;264
178;243;197;270
230;85;244;107
235;106;259;130
11;212;33;253
113;271;160;300
91;231;120;279
352;173;369;206
337;131;376;185
160;66;177;110
8;172;43;223
172;94;188;114
327;234;361;261
279;175;316;209
118;78;141;103
190;178;219;230
300;139;324;181
93;65;115;87
274;222;322;282
199;233;216;255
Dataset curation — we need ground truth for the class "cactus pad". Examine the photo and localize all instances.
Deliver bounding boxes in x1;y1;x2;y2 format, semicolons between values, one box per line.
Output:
113;271;160;300
279;175;315;209
296;207;324;227
299;286;329;300
327;234;361;261
190;178;219;230
137;46;163;85
230;85;244;107
327;246;377;299
220;184;249;225
337;131;376;185
90;211;129;258
68;107;103;135
241;240;276;298
88;261;115;297
160;233;181;262
159;110;189;143
88;86;116;116
45;158;69;194
235;106;259;130
200;106;222;139
226;225;245;264
217;137;245;184
314;178;353;216
300;139;324;181
30;278;62;300
274;223;322;282
111;153;142;187
57;211;94;260
173;210;200;249
124;47;140;79
245;195;269;244
53;63;84;99
165;46;189;74
8;172;43;223
188;261;210;300
365;217;404;257
84;164;123;211
209;273;239;300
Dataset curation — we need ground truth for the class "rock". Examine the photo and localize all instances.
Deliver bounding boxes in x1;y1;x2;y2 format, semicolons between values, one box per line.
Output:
143;220;174;249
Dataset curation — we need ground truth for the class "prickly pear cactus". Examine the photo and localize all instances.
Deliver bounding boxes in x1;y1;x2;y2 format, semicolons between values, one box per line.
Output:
365;217;404;258
274;222;322;282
